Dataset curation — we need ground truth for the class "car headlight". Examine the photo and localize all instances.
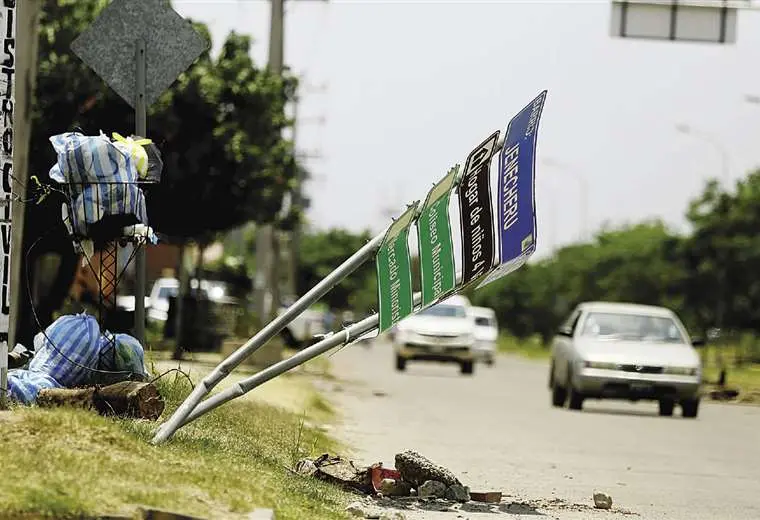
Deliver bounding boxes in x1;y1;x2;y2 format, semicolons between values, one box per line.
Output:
663;366;698;376
583;361;619;370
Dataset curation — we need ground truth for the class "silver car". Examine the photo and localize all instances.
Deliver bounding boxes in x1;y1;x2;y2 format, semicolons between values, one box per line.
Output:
549;302;703;418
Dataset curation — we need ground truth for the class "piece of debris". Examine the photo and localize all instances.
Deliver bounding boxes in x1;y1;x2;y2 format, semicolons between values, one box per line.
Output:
372;389;388;397
345;501;375;518
470;491;502;503
445;484;471;502
379;512;406;520
395;450;462;488
371;466;402;492
294;458;318;476
418;480;447;499
37;381;164;420
708;387;740;401
593;492;613;510
310;454;376;494
380;478;413;497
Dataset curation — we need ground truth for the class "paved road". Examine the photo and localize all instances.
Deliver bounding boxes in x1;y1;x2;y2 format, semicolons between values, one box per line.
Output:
322;340;760;520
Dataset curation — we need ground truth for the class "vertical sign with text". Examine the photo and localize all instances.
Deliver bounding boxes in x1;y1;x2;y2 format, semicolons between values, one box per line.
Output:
478;91;547;289
417;165;458;309
458;131;499;288
377;203;418;333
0;0;15;339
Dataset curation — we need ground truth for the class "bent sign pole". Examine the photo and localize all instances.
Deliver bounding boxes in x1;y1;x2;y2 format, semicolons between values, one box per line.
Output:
178;291;425;427
152;232;387;443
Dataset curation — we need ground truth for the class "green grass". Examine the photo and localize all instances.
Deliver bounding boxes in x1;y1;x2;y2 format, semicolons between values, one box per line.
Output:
0;368;351;519
497;334;551;360
700;344;760;403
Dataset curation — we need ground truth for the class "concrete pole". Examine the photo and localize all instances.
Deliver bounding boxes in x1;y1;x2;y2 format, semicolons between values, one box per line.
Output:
253;0;284;328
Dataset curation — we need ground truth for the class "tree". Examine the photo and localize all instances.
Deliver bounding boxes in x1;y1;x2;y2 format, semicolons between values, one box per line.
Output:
17;0;297;347
297;229;376;313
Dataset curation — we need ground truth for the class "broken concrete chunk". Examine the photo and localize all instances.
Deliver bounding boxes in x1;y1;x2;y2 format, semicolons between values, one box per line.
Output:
593;492;613;509
445;484;471;502
418;480;447;499
313;455;374;494
470;491;502;503
294;458;317;476
380;478;413;497
345;501;370;517
395;450;461;487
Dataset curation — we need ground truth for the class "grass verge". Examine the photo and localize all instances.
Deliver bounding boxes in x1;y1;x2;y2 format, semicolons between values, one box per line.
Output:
0;362;350;519
497;334;551;360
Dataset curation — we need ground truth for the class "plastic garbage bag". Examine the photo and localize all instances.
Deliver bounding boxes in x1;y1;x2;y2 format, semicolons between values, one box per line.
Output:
97;331;148;382
7;370;62;405
68;182;148;238
28;314;101;388
49;131;139;187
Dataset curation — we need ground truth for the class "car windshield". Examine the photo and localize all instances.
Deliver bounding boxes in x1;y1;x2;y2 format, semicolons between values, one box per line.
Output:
580;311;686;343
420;305;467;318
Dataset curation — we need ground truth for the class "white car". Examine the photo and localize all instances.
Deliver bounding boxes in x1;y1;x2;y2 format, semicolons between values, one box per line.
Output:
392;295;477;375
470;306;497;366
549;301;703;418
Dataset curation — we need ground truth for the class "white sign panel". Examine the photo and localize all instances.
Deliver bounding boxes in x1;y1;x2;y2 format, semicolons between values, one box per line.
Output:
611;0;739;44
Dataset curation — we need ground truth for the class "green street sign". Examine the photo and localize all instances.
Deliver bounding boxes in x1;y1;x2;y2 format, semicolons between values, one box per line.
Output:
417;165;458;309
377;203;418;333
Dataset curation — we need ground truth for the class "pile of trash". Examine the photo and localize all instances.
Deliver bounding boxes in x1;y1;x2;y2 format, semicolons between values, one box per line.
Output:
295;450;502;505
48;131;161;252
4;313;147;405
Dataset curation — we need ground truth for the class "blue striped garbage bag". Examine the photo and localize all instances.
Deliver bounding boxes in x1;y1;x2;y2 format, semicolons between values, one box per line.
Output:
6;369;62;405
28;314;102;388
48;132;139;187
48;131;150;238
98;331;148;381
68;182;148;237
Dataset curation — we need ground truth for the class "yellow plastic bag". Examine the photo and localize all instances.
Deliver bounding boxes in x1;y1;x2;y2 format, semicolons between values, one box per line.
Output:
112;132;153;179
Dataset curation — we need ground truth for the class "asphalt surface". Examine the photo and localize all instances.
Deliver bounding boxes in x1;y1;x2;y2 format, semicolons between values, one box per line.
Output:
322;340;760;520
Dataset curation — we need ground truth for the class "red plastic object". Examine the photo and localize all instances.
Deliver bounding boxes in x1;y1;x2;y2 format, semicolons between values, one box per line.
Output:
371;465;402;492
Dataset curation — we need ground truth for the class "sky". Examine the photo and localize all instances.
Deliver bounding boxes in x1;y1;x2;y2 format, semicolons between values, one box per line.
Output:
172;0;760;260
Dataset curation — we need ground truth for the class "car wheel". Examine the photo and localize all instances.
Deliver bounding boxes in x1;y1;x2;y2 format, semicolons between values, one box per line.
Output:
460;360;474;375
658;399;675;417
486;356;494;367
551;381;567;408
568;388;584;410
395;355;406;372
681;398;700;418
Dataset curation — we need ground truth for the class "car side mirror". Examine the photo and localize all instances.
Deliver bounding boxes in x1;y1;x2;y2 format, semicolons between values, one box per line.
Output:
557;328;572;338
691;337;705;348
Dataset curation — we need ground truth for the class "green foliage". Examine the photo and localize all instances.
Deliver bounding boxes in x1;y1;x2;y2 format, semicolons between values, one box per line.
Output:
471;169;760;346
297;228;377;312
30;0;298;241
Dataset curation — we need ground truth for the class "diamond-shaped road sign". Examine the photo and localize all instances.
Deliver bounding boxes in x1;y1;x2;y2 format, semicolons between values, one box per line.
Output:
71;0;209;108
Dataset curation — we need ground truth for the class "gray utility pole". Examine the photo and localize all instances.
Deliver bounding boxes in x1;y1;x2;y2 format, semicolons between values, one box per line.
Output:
285;80;326;299
253;0;284;328
254;0;327;325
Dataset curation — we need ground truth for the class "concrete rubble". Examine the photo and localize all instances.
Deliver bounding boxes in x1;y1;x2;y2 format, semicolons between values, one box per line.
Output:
593;491;613;510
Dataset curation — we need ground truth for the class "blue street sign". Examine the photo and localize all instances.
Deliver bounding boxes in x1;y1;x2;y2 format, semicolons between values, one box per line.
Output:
478;90;547;289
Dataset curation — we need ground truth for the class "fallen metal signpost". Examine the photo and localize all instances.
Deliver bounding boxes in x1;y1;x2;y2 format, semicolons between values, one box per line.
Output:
178;291;424;427
153;90;548;443
152;233;387;443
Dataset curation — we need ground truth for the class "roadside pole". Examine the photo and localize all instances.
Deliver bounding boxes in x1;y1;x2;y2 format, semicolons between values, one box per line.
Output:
0;0;19;407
